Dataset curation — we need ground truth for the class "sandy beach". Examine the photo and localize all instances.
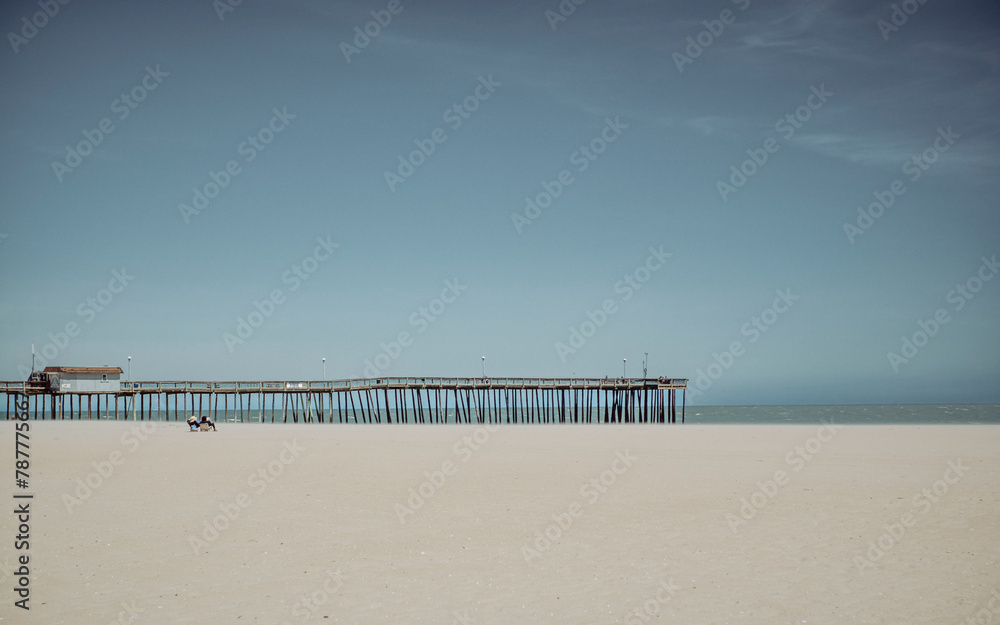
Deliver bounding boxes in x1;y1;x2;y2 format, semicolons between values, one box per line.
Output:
2;421;998;624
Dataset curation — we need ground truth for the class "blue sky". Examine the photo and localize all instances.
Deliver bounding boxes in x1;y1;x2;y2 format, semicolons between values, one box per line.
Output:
1;0;997;404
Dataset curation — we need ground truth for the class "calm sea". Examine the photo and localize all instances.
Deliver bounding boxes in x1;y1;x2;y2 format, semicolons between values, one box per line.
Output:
8;404;998;424
684;404;999;424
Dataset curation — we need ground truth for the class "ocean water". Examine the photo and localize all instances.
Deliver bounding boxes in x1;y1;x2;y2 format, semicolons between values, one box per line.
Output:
7;403;998;424
684;404;1000;424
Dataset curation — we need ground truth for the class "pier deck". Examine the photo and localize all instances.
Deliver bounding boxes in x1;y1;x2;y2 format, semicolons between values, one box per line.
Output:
2;377;688;424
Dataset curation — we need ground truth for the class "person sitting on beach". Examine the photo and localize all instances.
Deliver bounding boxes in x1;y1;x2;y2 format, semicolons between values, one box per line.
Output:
187;416;199;431
199;415;217;431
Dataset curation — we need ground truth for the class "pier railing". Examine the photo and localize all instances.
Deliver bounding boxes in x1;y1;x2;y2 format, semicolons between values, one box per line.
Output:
1;376;687;394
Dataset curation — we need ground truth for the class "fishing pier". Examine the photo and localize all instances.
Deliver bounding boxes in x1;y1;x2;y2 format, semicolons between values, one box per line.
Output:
3;377;688;424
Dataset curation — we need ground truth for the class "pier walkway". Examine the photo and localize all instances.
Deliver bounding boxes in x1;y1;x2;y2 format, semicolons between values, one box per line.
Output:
2;377;688;424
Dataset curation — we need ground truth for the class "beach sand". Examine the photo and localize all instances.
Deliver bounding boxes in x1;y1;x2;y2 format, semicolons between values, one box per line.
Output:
2;421;998;624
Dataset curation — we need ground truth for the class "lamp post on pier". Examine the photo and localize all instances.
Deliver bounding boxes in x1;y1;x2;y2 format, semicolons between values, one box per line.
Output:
128;356;135;421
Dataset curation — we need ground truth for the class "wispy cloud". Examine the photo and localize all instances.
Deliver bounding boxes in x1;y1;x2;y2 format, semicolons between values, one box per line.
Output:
790;130;1000;170
685;116;735;138
788;133;919;167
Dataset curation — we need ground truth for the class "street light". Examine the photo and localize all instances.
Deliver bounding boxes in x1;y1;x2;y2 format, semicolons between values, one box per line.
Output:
623;358;627;378
643;352;648;379
322;357;327;382
482;356;486;378
127;356;134;421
